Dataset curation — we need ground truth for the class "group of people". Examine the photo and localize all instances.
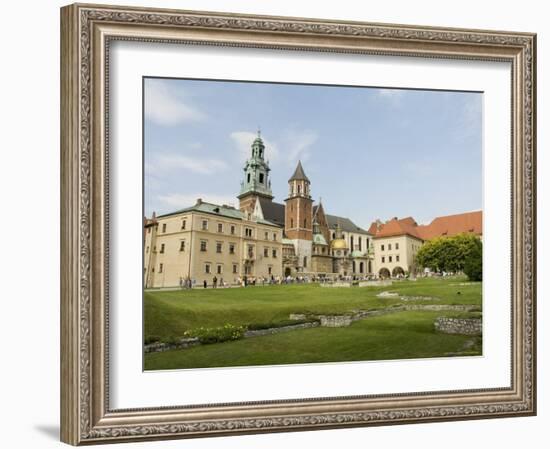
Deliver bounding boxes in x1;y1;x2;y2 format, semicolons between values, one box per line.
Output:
178;273;406;290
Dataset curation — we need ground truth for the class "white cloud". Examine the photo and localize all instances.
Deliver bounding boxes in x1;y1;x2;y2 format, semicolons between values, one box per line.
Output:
146;153;228;176
230;131;279;163
284;129;318;166
144;79;205;126
376;88;404;106
158;193;237;210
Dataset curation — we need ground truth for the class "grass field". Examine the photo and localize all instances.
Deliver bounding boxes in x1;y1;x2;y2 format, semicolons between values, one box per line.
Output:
144;276;482;370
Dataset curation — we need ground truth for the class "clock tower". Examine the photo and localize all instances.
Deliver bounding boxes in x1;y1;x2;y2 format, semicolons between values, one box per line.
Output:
237;131;274;213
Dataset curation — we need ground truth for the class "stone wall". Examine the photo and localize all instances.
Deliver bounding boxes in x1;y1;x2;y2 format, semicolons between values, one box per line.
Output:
406;304;478;312
319;315;353;327
320;281;352;288
144;337;200;353
244;322;319;337
434;317;482;335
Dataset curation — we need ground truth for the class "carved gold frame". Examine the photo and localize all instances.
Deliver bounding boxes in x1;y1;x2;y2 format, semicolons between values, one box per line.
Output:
60;3;536;445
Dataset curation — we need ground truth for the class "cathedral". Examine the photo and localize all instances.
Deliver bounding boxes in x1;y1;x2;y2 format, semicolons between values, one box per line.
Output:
144;132;374;287
237;132;373;278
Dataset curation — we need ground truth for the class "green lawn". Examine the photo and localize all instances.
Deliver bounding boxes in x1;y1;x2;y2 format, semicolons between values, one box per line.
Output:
144;276;482;370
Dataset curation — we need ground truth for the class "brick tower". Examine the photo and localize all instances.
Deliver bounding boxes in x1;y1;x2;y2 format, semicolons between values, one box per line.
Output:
285;161;313;272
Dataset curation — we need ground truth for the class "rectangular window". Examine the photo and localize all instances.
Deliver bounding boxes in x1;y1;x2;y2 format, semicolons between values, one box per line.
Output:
162;223;167;233
382;256;385;263
247;245;254;259
232;264;238;274
396;255;400;262
217;265;223;275
216;242;222;253
230;225;236;235
179;240;185;251
265;231;269;240
229;243;235;254
181;220;186;230
388;243;392;250
389;256;393;262
395;242;399;250
245;228;253;237
158;263;163;273
268;266;272;275
218;223;223;233
259;173;264;183
205;263;211;274
381;244;385;251
273;233;277;241
264;247;269;257
200;240;207;252
272;249;277;258
202;220;208;230
159;243;165;254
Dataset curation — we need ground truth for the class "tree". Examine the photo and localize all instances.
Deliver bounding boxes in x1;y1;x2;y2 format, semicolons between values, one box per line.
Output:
416;233;482;280
463;240;483;281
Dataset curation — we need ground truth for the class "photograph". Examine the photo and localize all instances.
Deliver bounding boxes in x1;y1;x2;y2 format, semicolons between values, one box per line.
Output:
142;78;484;370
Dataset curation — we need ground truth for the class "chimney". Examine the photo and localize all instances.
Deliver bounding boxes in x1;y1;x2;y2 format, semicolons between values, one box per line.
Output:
196;198;202;205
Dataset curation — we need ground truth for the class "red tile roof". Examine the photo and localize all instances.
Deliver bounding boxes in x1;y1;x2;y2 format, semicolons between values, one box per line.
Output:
370;211;482;241
417;211;482;240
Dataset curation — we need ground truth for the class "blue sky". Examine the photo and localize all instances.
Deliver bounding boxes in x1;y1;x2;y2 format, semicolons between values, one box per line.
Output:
144;77;482;227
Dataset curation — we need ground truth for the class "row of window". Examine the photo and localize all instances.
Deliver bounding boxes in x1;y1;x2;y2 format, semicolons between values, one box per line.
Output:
381;255;400;263
380;242;399;251
155;219;278;241
149;241;279;258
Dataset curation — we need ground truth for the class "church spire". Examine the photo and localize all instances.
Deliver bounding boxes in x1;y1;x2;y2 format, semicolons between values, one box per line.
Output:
289;160;310;182
237;131;273;209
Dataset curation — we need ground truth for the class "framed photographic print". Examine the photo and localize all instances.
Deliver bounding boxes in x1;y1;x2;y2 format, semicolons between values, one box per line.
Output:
60;3;536;445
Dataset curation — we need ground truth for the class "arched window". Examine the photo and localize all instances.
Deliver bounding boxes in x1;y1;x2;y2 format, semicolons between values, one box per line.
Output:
358;237;362;251
290;218;294;227
297;185;301;194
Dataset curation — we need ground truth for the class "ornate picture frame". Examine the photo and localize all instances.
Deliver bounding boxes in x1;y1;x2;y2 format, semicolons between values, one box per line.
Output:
60;3;536;445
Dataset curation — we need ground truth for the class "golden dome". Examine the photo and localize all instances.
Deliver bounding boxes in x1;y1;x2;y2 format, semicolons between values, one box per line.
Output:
331;238;348;249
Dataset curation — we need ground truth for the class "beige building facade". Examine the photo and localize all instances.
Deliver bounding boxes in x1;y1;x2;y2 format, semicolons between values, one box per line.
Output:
372;234;423;277
369;211;482;277
144;200;283;288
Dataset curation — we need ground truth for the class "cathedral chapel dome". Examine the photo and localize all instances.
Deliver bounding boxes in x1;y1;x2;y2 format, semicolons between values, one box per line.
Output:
330;238;348;250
